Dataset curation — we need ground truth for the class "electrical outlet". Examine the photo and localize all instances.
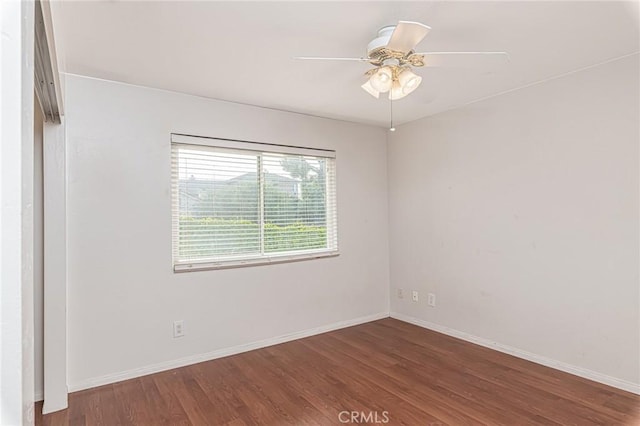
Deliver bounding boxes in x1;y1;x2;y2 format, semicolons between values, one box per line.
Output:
397;288;404;299
427;293;436;307
412;291;419;302
173;320;185;338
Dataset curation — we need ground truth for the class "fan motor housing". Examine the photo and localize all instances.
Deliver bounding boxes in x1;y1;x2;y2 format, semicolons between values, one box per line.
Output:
367;25;396;55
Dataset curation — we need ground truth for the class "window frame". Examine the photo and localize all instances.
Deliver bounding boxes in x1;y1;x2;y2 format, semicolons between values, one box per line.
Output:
171;133;339;272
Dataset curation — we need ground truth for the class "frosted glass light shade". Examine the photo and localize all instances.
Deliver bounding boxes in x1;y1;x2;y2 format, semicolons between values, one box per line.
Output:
389;80;409;100
398;69;422;95
361;80;380;98
370;66;393;92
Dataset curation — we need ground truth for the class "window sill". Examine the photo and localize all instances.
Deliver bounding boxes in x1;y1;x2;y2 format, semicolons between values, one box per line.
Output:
173;250;339;272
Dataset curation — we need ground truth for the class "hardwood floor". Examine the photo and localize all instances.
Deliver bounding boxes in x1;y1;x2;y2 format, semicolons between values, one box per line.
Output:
36;318;639;425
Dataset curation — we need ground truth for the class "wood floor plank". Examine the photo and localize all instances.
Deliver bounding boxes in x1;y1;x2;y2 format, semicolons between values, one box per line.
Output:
304;333;495;424
231;350;329;425
362;320;637;424
153;370;196;425
349;323;620;424
139;374;172;425
360;321;634;424
37;318;640;425
188;361;246;423
270;340;445;425
331;327;559;424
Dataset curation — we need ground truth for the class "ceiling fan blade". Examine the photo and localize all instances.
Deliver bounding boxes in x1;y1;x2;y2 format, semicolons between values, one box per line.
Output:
416;52;510;68
293;56;369;62
386;21;431;52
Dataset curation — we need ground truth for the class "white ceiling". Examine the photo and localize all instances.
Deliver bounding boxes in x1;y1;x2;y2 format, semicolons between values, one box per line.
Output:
51;1;639;127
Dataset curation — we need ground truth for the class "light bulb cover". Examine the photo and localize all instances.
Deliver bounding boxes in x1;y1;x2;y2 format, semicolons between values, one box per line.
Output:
361;80;380;98
370;66;393;93
398;69;422;95
389;80;409;101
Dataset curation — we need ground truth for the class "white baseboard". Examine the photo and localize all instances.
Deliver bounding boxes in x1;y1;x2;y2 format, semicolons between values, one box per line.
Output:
35;390;43;402
390;312;640;395
69;311;389;392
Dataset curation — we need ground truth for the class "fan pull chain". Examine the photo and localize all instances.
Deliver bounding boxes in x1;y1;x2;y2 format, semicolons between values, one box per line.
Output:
389;92;396;132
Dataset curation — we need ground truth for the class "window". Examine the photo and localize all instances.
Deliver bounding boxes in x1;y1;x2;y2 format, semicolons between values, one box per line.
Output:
171;134;338;271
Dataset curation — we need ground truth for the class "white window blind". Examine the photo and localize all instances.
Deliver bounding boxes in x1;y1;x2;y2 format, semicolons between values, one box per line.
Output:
171;134;338;271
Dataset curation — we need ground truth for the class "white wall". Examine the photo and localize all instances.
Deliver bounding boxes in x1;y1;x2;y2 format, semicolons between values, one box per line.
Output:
1;1;35;424
389;55;639;392
64;74;390;390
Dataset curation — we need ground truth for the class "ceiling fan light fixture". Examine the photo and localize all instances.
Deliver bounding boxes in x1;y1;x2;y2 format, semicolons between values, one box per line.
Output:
295;20;510;121
370;66;393;92
398;69;422;95
361;80;380;98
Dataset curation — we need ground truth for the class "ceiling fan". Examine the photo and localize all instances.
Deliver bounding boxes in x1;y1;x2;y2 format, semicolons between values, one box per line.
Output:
295;21;509;102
